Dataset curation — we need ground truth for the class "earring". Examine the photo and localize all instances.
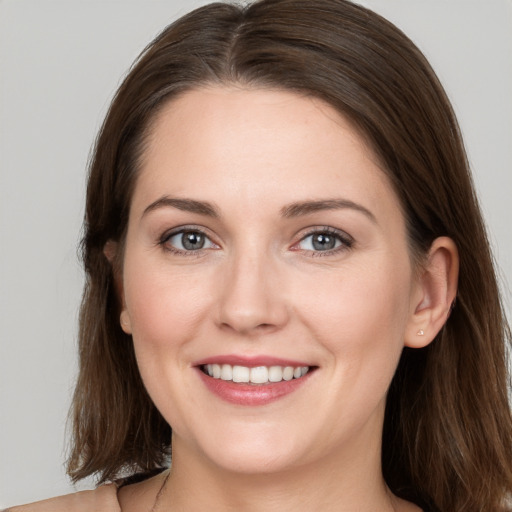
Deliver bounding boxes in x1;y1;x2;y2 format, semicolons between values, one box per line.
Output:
417;329;425;336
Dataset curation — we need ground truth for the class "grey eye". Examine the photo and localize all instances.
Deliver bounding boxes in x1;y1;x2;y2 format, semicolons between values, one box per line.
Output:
312;233;337;250
167;230;215;251
182;231;205;250
298;232;344;252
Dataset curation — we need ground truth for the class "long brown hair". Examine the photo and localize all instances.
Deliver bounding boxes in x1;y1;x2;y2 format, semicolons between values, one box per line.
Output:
68;1;512;509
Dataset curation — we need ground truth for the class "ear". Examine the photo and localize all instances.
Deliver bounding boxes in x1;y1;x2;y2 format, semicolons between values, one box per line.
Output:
404;236;459;348
103;239;118;263
103;240;132;335
119;308;133;335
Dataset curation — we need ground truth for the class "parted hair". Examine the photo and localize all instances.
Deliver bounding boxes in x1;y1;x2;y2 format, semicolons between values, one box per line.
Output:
68;1;512;510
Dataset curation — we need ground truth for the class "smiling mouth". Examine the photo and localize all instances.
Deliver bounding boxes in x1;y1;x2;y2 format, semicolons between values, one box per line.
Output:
201;364;312;384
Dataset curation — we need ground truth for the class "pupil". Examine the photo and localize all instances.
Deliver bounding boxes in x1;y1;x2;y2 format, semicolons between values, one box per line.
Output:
312;233;335;251
182;232;204;250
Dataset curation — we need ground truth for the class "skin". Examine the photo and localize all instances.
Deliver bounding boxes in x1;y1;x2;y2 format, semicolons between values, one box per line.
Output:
115;87;458;512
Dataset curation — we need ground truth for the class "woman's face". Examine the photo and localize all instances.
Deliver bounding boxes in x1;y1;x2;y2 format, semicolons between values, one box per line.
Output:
120;87;422;475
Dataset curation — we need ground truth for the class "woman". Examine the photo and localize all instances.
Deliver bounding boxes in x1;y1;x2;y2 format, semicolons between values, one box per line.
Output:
6;0;511;510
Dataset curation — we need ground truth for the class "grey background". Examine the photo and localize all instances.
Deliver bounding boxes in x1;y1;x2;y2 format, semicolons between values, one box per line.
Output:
1;0;511;507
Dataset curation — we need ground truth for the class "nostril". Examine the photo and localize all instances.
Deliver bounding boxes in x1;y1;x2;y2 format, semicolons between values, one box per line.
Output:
218;320;280;336
216;268;290;334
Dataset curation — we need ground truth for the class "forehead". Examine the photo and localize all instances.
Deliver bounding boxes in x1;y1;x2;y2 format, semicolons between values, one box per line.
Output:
133;86;401;224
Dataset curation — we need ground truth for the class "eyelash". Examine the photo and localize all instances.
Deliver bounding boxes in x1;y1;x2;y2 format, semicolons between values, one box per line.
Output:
158;226;354;257
159;225;217;256
292;226;354;257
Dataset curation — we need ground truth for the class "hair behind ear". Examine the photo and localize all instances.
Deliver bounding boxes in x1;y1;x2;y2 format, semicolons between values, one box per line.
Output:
68;242;171;483
383;262;512;511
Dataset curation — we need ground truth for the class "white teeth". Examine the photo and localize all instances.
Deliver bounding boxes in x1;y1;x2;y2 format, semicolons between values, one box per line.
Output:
282;366;294;381
232;365;250;383
212;364;221;379
220;364;233;380
204;364;311;384
250;366;269;384
268;366;283;382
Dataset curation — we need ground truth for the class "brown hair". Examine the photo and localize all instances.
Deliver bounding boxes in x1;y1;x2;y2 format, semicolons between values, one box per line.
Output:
68;1;512;510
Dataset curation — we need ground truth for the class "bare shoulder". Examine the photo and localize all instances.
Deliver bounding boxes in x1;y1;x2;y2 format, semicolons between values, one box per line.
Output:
3;484;120;512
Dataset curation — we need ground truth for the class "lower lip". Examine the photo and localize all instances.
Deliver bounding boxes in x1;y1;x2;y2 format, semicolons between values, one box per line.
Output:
197;369;312;406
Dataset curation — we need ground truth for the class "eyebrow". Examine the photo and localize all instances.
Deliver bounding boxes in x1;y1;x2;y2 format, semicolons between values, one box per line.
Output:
280;199;377;223
142;196;220;218
142;196;376;224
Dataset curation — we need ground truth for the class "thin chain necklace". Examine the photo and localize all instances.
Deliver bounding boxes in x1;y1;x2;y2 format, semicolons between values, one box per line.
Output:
149;471;171;512
146;471;400;512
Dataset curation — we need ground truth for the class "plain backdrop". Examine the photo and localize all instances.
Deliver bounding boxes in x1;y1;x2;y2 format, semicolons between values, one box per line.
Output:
1;0;511;507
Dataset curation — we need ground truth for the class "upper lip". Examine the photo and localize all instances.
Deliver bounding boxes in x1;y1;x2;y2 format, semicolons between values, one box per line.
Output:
193;354;313;368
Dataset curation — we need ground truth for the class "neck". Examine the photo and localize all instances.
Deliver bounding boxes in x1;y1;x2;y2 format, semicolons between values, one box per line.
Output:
159;430;399;512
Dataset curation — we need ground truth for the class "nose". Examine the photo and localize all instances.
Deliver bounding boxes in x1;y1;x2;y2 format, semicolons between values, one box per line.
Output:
216;250;290;335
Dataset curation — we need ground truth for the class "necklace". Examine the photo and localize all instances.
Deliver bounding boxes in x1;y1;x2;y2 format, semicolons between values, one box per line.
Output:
149;471;171;512
147;471;400;511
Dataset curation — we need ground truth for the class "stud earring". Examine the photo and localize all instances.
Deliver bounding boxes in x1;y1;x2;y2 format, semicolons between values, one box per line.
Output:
417;329;425;336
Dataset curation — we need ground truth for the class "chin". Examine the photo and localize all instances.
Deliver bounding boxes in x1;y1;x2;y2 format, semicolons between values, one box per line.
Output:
207;445;304;476
184;421;311;475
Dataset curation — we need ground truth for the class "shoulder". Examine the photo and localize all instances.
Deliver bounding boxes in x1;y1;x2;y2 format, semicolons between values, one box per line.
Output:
2;483;120;512
116;469;169;512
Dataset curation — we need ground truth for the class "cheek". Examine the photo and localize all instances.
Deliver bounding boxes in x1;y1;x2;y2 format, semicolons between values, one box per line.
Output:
123;258;215;355
291;259;412;441
296;256;412;377
121;257;216;430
